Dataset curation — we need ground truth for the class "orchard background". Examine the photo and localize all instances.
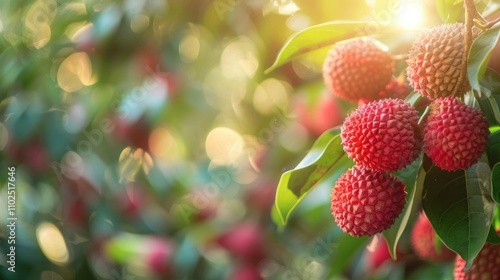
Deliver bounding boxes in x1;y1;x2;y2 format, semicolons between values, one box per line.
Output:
1;0;500;279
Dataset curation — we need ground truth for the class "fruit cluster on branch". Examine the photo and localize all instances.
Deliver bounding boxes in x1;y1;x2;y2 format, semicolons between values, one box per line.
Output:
326;23;490;239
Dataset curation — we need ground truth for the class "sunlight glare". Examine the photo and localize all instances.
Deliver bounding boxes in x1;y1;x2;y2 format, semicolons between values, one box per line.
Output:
396;3;424;29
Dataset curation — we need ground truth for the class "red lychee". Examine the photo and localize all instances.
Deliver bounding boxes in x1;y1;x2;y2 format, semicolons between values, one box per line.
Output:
323;37;393;102
331;166;407;237
454;241;500;280
423;97;490;171
341;98;422;172
406;23;479;99
410;212;455;262
145;237;175;277
294;92;344;136
216;223;266;262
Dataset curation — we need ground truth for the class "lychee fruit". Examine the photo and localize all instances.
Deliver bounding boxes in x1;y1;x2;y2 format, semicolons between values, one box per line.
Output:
341;98;422;172
423;97;490;171
454;241;500;279
145;237;175;277
330;166;407;237
406;23;479;99
323;37;393;102
216;222;266;262
410;212;455;262
294;91;344;136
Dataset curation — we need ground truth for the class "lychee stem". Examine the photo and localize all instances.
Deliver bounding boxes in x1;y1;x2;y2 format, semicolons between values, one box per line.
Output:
452;0;475;98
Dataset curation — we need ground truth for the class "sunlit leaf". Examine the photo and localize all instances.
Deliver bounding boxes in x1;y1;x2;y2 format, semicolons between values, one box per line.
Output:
422;159;495;269
273;129;354;226
104;233;141;263
468;23;500;91
436;0;464;23
266;21;381;73
383;155;424;259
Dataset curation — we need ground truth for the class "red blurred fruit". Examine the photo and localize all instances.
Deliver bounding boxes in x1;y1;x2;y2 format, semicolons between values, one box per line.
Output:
454;241;500;279
114;184;146;217
367;237;393;270
145;237;175;277
112;115;150;151
6;137;51;174
294;92;343;136
245;180;277;214
216;223;266;263
229;264;263;280
411;212;455;262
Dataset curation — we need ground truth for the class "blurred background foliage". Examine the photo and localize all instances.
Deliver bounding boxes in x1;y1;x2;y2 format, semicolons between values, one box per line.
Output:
0;0;472;279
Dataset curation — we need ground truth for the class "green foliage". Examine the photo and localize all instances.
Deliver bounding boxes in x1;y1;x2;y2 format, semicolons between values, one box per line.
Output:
273;128;354;227
265;21;377;73
468;24;500;91
436;0;464;23
422;159;495;269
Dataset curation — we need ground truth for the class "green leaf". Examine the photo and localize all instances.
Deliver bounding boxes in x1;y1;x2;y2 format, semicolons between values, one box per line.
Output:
488;131;500;167
383;155;423;259
104;233;142;263
422;160;495;269
436;0;464;23
486;223;500;244
492;163;500;204
265;20;378;73
273;129;352;226
468;23;500;91
328;234;369;277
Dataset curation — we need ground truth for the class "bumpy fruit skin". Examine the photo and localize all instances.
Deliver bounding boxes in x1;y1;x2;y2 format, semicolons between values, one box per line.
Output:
406;23;478;99
454;242;500;280
423;97;490;171
341;99;422;172
323;37;393;101
411;212;455;262
331;166;407;237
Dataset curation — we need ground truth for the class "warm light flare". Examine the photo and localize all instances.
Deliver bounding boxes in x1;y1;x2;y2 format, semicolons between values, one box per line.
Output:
36;223;70;265
396;2;425;29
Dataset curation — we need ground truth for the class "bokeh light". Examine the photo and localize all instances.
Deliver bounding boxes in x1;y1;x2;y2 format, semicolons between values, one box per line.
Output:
397;2;425;29
57;52;97;92
36;223;70;265
205;127;244;165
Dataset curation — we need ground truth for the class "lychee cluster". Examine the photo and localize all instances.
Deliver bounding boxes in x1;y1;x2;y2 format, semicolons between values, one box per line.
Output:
331;99;420;236
325;23;491;237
